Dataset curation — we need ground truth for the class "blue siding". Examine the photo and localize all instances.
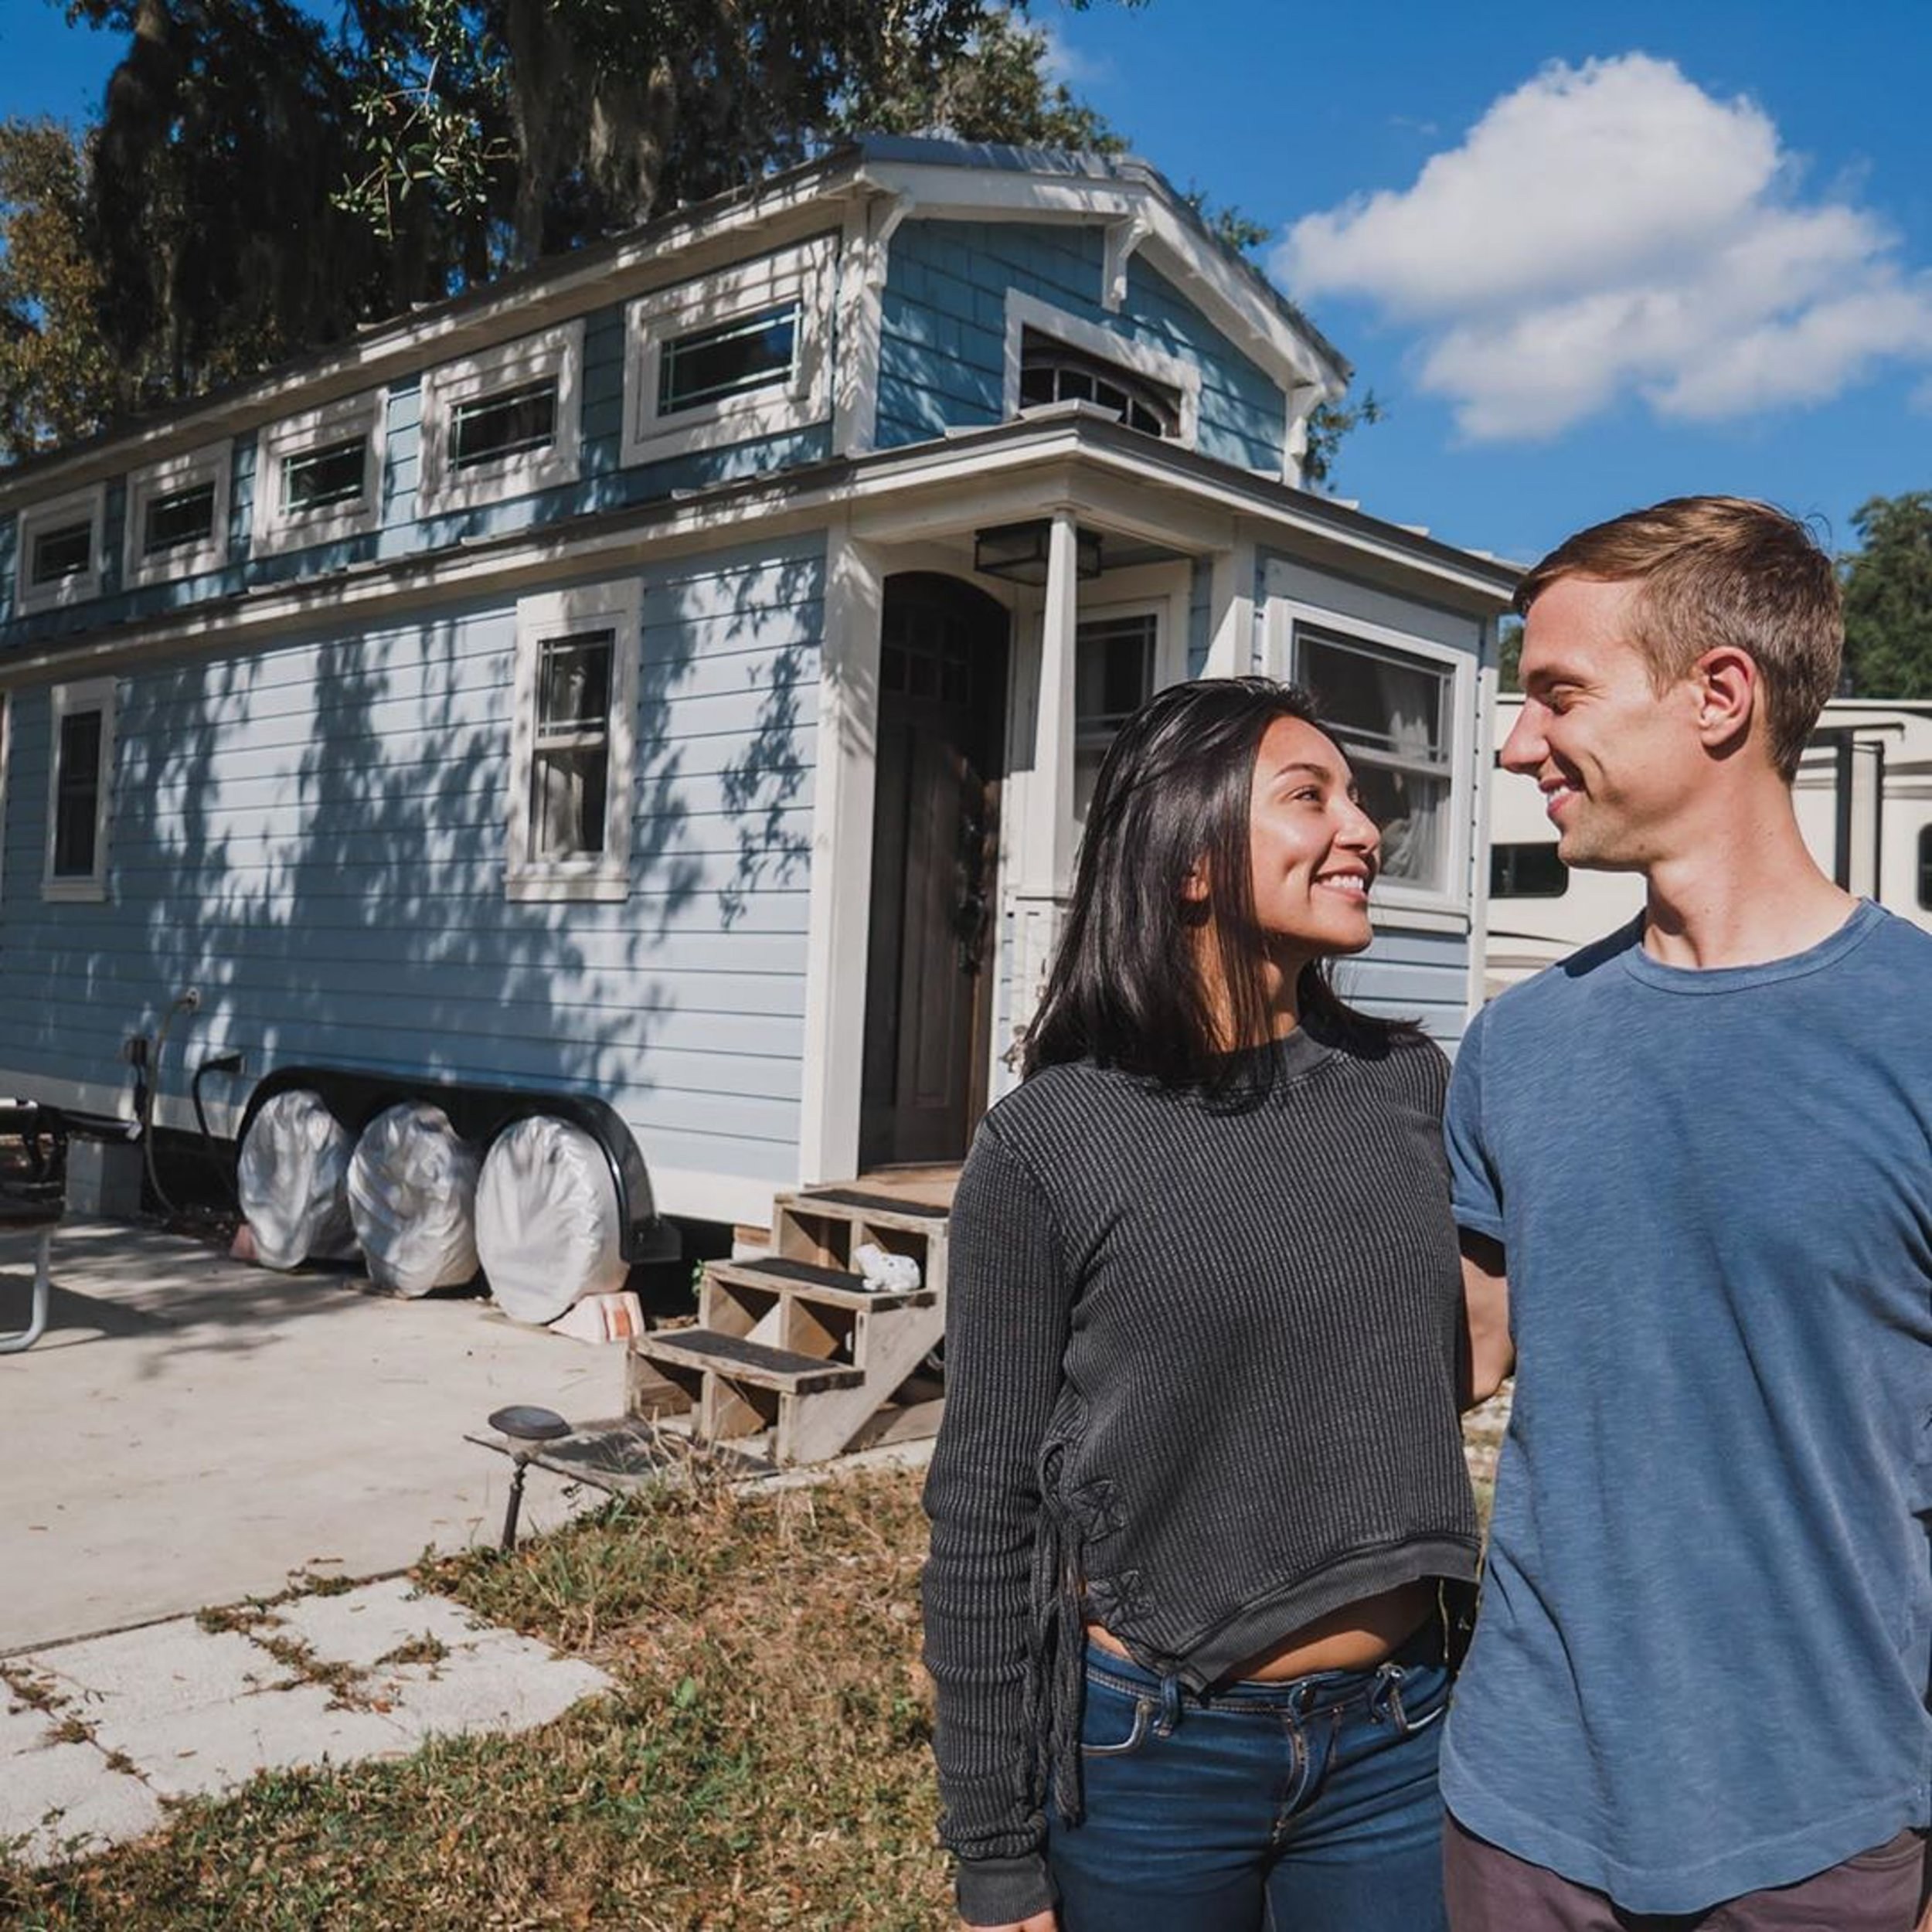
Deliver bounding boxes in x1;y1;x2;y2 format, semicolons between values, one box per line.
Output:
0;535;828;1192
876;219;1285;474
1336;927;1473;1049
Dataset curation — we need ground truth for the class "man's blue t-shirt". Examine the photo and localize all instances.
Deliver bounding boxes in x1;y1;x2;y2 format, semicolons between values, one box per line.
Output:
1442;902;1932;1913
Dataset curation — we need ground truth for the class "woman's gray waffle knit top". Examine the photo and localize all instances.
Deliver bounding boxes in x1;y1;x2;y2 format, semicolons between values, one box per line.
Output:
921;1023;1481;1926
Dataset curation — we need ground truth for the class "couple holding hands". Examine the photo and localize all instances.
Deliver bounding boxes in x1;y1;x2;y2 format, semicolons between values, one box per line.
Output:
923;496;1932;1932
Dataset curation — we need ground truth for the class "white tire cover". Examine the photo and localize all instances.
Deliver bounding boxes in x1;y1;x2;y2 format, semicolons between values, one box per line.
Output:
476;1116;628;1325
346;1102;481;1297
237;1089;357;1271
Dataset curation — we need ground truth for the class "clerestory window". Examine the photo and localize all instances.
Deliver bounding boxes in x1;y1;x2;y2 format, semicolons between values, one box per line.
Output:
419;321;583;516
15;485;107;615
253;391;387;554
124;444;232;587
1020;334;1180;438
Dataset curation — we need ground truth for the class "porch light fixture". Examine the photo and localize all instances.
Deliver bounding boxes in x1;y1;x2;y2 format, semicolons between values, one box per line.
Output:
973;520;1103;587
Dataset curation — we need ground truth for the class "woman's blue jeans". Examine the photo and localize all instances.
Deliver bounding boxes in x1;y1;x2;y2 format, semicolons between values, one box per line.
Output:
1046;1622;1453;1931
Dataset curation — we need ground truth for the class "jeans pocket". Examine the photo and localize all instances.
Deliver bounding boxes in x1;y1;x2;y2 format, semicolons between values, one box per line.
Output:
1080;1685;1157;1759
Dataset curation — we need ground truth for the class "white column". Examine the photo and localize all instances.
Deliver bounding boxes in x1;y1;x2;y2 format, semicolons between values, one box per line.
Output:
1203;540;1256;678
797;527;883;1184
1007;509;1082;1049
1039;507;1081;893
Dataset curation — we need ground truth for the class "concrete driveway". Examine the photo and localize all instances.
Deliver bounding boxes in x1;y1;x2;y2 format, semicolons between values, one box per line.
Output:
0;1219;627;1653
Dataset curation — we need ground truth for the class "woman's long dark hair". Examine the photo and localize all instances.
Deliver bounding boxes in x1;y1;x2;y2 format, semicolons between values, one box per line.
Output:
1022;676;1412;1096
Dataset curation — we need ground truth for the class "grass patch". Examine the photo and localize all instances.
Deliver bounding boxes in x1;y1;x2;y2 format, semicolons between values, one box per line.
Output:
0;1466;949;1930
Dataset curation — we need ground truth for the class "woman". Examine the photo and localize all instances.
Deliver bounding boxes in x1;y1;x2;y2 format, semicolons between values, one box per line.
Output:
923;677;1481;1932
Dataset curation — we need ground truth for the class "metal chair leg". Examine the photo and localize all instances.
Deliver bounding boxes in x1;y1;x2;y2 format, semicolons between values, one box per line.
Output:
0;1228;53;1355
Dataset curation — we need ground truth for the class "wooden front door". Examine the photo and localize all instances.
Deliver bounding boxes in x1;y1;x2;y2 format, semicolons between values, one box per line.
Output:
859;576;1009;1170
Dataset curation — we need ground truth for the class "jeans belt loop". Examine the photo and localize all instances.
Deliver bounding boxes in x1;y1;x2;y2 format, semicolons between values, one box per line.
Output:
1155;1672;1182;1738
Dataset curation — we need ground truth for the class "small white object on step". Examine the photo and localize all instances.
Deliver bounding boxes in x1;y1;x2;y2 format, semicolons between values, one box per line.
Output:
853;1242;921;1293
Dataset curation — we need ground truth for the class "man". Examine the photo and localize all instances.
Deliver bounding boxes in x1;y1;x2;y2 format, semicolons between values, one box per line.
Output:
1444;496;1931;1930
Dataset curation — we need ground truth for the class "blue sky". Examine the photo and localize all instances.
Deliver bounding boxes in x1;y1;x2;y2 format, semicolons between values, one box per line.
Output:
8;0;1929;566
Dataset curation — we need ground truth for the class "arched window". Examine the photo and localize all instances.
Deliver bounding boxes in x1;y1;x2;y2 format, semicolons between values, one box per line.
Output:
1019;332;1180;438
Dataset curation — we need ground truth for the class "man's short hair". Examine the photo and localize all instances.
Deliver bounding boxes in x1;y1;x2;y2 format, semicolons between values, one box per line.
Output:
1515;496;1842;782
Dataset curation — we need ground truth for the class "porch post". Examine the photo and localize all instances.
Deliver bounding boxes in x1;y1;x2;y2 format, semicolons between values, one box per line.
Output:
798;527;883;1185
1039;507;1081;891
1008;508;1082;1051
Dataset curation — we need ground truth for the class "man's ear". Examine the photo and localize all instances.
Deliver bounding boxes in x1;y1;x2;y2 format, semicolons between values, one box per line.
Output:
1692;647;1758;757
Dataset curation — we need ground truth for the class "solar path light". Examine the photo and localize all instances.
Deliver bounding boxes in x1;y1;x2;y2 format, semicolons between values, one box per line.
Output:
488;1404;572;1549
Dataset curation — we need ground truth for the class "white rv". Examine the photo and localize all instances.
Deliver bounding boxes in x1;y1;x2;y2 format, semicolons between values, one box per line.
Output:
1482;699;1932;998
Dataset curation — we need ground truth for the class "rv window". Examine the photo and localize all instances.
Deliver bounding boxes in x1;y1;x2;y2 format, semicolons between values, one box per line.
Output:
659;304;799;417
1492;841;1569;899
1295;628;1455;892
1919;825;1932;910
1074;612;1158;819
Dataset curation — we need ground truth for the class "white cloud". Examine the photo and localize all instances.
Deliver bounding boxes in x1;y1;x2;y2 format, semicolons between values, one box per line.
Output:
1036;20;1111;91
1274;54;1932;440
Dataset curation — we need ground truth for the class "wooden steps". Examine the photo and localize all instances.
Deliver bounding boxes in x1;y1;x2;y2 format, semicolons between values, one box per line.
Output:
628;1174;955;1467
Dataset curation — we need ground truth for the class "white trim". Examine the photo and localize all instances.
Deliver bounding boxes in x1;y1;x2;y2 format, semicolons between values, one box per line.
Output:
642;1162;793;1230
121;442;233;589
1265;595;1477;920
417;319;584;517
797;527;883;1183
1069;579;1185;830
505;577;641;901
0;418;1516;689
43;675;116;902
250;389;388;555
1203;543;1257;676
832;195;911;457
15;485;107;617
1002;289;1202;449
1101;210;1153;312
621;233;837;466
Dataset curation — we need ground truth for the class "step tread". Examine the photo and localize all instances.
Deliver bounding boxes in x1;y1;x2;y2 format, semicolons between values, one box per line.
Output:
708;1256;936;1310
784;1186;951;1222
636;1326;863;1393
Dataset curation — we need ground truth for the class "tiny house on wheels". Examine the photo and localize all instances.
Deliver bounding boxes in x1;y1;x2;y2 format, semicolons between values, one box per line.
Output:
0;140;1515;1453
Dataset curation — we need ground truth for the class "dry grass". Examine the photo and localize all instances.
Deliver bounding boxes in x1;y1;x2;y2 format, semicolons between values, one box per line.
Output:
1;1467;949;1932
2;1406;1514;1930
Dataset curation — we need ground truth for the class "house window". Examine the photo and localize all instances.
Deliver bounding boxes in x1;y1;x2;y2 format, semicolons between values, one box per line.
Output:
34;520;94;584
1074;611;1159;819
44;678;115;900
1491;841;1569;900
252;391;386;554
1294;625;1458;895
142;481;216;556
15;485;106;615
660;304;799;416
621;233;835;464
1021;333;1179;437
124;443;232;587
507;581;639;900
451;379;558;471
419;321;583;516
284;437;368;515
1002;289;1202;448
